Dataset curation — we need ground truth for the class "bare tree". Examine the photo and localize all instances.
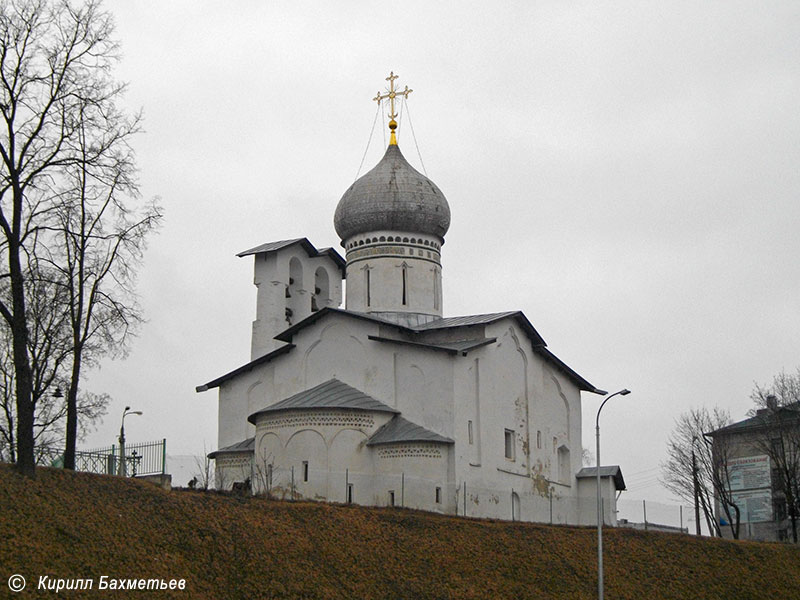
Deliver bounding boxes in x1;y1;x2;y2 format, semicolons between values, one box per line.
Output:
748;370;800;543
0;266;108;462
750;368;800;413
661;407;737;537
252;449;275;497
45;108;160;470
0;0;158;475
706;431;742;539
192;444;214;490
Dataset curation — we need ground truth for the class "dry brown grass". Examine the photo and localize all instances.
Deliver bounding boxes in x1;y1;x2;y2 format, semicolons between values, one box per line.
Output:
1;464;798;599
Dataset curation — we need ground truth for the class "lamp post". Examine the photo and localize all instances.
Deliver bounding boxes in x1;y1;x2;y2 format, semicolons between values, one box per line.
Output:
118;406;143;477
596;388;631;600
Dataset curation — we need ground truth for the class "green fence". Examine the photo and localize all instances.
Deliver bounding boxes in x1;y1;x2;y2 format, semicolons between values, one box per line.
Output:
41;439;166;477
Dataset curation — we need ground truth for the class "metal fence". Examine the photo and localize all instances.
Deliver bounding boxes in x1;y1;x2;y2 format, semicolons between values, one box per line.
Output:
40;439;166;478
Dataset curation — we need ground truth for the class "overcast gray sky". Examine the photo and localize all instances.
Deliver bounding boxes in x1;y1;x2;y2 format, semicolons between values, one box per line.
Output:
83;1;800;511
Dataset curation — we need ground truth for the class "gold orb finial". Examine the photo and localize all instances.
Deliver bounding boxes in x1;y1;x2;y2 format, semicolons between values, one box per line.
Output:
373;72;412;146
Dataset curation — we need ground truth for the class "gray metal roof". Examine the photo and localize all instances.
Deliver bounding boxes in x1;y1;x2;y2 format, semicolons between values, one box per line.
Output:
201;309;601;397
207;437;254;459
247;379;398;423
367;335;497;355
274;307;406;342
414;311;519;330
366;415;454;446
576;466;626;491
707;402;800;437
534;346;606;395
415;311;549;349
236;237;346;273
196;344;295;392
237;238;305;256
334;144;450;242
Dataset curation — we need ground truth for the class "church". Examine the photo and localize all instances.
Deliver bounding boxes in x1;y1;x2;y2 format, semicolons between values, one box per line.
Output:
197;74;625;525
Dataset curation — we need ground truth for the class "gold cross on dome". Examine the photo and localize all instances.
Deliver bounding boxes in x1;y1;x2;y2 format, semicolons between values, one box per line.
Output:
373;71;412;145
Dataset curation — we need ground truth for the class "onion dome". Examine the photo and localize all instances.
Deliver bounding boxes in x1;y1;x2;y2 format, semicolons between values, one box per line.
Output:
334;144;451;243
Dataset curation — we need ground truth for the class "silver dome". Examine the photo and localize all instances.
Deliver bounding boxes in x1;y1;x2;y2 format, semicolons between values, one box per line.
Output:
334;144;450;242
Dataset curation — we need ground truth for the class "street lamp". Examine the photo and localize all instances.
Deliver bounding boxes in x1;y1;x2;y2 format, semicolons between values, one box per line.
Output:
119;406;143;477
596;388;631;600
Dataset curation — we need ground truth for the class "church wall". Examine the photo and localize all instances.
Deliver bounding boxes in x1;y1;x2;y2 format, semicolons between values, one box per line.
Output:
250;408;395;501
213;452;252;489
450;322;538;521
448;319;589;524
273;314;456;441
214;311;600;524
371;443;454;513
542;367;583;489
218;375;260;451
289;314;389;399
247;407;454;514
391;348;455;439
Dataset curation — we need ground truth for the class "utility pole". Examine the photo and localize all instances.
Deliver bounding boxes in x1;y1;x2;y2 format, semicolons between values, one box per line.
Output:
692;445;701;536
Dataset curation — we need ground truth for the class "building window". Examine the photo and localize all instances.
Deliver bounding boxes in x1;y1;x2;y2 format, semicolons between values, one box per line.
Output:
537;430;542;449
435;487;442;504
389;490;395;507
504;429;515;460
468;420;474;445
347;483;354;504
267;464;273;489
302;461;309;482
401;263;408;305
365;268;371;307
433;267;440;311
774;499;787;521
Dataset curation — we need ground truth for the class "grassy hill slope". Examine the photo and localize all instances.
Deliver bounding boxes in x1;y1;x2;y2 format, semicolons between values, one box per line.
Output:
1;464;798;599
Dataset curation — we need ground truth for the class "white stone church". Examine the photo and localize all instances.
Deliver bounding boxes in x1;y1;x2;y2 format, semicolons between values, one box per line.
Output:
197;81;625;525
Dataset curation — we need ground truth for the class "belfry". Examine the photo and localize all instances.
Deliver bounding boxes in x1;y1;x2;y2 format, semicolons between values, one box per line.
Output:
198;73;625;525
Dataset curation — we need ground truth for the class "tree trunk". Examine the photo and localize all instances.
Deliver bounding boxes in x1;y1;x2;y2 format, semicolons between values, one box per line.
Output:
62;353;82;470
9;235;35;477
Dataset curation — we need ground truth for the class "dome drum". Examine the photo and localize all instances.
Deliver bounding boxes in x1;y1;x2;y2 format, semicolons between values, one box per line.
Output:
344;230;442;267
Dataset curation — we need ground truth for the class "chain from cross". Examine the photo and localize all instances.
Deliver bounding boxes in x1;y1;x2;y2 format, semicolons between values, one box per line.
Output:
373;71;412;121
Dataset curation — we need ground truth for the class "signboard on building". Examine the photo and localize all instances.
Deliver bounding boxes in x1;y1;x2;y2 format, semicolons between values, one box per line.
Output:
730;489;773;523
728;455;770;491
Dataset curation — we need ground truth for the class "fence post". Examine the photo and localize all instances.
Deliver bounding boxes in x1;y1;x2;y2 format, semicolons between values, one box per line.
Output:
162;439;166;475
643;500;648;530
